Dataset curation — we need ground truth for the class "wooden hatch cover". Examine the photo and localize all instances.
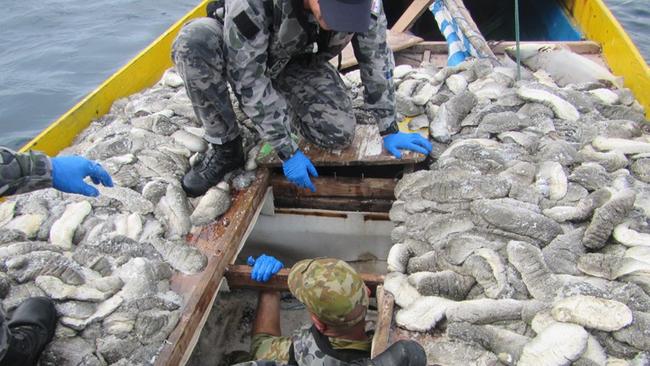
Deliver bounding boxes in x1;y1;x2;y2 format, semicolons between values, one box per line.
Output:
257;124;427;167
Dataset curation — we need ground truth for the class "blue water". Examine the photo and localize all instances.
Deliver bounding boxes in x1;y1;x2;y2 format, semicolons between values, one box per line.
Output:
604;0;650;63
0;0;198;149
0;0;648;150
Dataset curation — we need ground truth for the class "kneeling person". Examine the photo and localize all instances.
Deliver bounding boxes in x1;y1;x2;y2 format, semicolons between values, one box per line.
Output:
250;257;371;364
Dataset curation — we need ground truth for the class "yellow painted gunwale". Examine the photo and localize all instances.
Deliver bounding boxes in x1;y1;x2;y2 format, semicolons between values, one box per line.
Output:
561;0;650;118
19;0;209;155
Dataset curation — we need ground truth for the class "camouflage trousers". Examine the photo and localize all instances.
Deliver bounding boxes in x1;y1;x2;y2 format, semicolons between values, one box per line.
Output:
0;306;7;360
172;17;356;149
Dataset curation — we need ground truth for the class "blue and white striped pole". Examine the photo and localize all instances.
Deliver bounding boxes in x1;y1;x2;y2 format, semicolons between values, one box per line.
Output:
431;0;477;66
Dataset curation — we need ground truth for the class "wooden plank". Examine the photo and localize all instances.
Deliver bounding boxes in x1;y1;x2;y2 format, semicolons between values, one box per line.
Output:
225;265;384;296
371;285;395;358
257;125;426;168
271;175;396;199
270;208;390;221
336;30;424;70
397;50;608;69
421;49;431;66
391;0;435;33
155;169;270;366
274;196;393;212
230;187;273;265
408;40;602;55
396;45;608;69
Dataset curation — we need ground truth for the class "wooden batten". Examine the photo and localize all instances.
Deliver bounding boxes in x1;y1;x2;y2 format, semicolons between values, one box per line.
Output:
391;0;435;33
407;40;602;55
274;196;394;212
336;31;423;70
271;175;396;199
225;265;384;296
155;169;270;366
370;285;395;358
398;40;606;68
271;174;397;212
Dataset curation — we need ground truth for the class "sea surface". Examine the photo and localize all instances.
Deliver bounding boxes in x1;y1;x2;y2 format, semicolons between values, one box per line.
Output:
0;0;648;150
0;0;198;149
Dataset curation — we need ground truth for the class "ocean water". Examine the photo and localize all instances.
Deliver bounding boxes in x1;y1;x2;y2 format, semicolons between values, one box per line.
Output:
0;0;648;150
604;0;650;62
0;0;197;149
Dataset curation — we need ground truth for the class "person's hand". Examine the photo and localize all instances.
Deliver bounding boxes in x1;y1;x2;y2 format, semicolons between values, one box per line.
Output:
383;132;433;159
247;254;283;282
282;150;318;192
50;156;113;197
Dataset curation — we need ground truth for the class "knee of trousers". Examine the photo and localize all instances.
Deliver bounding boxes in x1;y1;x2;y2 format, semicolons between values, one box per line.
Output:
172;17;224;62
308;114;356;150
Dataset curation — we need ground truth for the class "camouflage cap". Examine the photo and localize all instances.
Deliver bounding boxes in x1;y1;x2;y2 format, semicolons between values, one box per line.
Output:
288;258;369;328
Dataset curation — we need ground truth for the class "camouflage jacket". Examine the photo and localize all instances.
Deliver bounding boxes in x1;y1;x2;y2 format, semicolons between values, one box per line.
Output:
0;148;52;197
235;325;371;366
291;325;369;365
224;0;396;159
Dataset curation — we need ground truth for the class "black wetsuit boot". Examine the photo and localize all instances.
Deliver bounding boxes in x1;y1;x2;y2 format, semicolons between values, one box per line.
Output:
181;135;245;197
351;340;427;366
0;297;57;366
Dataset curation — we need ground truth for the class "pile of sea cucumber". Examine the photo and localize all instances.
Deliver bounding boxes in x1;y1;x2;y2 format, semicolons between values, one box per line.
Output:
357;56;650;365
0;69;261;365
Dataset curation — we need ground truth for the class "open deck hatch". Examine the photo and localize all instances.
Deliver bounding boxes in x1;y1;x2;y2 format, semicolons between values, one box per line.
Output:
187;140;417;365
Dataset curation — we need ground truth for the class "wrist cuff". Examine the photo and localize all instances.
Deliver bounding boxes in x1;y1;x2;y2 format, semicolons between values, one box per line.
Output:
277;148;296;162
379;121;399;136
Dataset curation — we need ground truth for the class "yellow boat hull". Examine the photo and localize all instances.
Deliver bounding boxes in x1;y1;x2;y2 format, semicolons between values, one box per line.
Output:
561;0;650;119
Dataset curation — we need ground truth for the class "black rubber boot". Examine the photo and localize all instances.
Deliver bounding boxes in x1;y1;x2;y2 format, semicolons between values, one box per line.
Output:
182;135;244;197
351;340;427;366
1;297;57;366
206;0;225;20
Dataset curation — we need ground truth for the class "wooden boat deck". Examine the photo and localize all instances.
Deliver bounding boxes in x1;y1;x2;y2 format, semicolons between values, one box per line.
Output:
257;124;426;168
16;1;645;364
395;40;607;68
156;169;270;366
153;38;615;366
155;118;430;364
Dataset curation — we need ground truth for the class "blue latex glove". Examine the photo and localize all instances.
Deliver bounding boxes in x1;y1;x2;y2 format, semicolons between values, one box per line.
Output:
247;254;283;282
51;156;113;197
383;132;433;159
282;150;318;192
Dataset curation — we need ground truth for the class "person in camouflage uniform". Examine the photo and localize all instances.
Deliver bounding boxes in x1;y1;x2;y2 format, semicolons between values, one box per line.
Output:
0;147;113;197
234;257;427;366
172;0;432;197
0;147;112;365
245;258;373;365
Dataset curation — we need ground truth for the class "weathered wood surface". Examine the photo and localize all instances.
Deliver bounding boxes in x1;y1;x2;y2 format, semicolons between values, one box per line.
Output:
391;0;435;33
225;265;384;296
257;125;426;168
274;196;394;212
155;169;270;366
370;285;395;358
271;209;390;222
271;175;396;199
271;174;396;212
408;40;602;54
397;41;607;68
335;30;423;70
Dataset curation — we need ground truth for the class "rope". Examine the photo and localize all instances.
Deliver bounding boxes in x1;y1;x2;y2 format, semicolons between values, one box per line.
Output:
514;0;521;80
